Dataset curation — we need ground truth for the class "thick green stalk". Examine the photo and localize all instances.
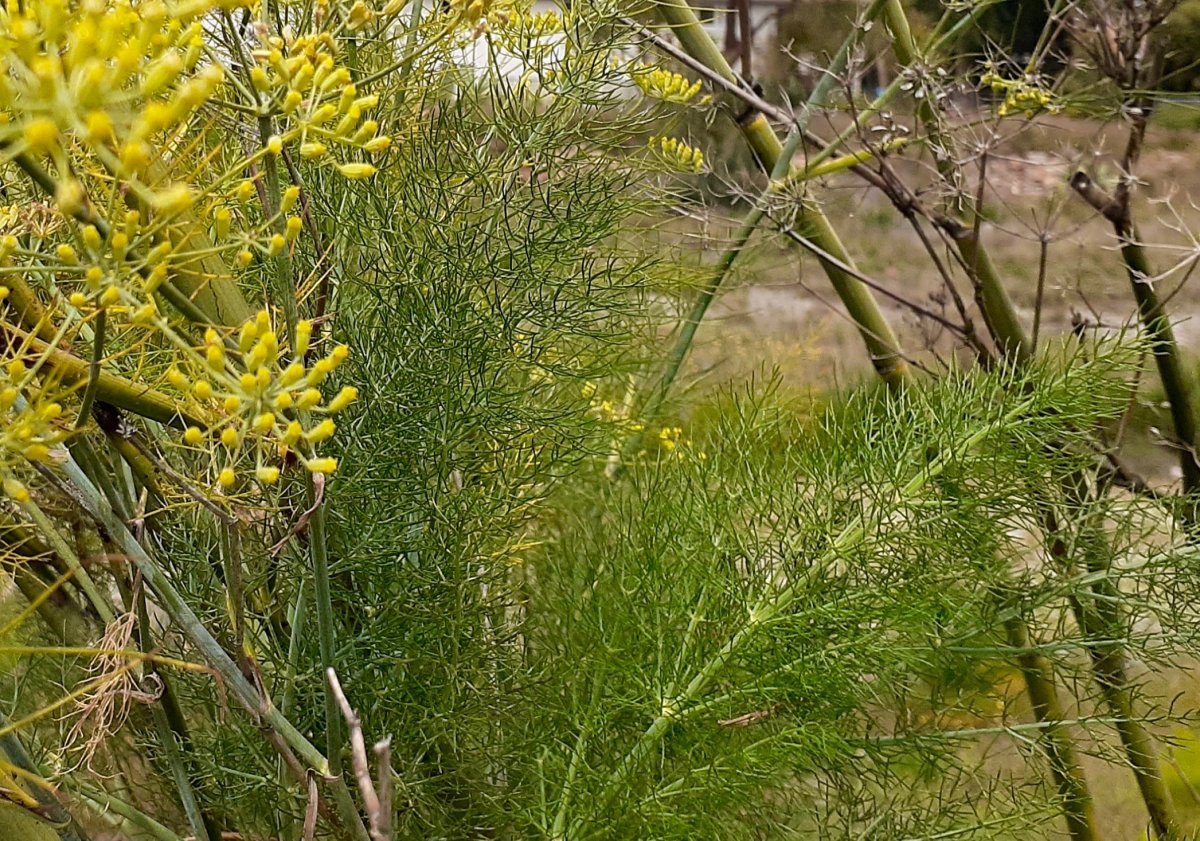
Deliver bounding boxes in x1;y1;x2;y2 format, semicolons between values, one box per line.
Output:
1122;236;1199;519
881;0;1031;365
1000;611;1097;841
1;324;201;429
876;8;1111;841
654;0;910;390
631;0;891;442
1064;173;1185;837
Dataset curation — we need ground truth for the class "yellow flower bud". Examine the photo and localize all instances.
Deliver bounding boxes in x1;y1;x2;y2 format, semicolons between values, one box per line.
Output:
281;185;301;213
218;467;236;487
250;66;271;91
327;385;359;413
296;388;322;410
167;368;189;389
280;362;306;386
364;136;392;154
184;426;204;445
239;321;259;352
142;51;184;96
237;250;253;267
353;120;380;143
120;140;152;173
56;244;77;263
283;420;303;444
300;142;328;159
295;320;313;356
285;216;303;243
236;179;256;202
133;302;157;322
152;185;195;215
338;163;377;180
267;233;286;256
193;380;213;400
56;180;86;214
82;225;101;251
145;263;168;295
266;135;283;155
85;111;113;144
4;478;30;503
69;292;88;308
282;90;303;113
273;391;294;410
23;119;58;152
23;444;50;462
256;465;280;483
307;418;336;443
99;286;121;306
215;207;232;239
310;104;337;125
252;412;276;433
206;344;225;368
306;457;338;474
220;427;240;448
239;372;257;391
224;395;242;413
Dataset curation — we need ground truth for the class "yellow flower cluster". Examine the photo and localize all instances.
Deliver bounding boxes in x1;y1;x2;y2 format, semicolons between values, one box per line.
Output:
632;66;703;104
0;0;240;212
447;0;522;37
169;310;357;486
650;136;704;174
980;67;1058;119
248;31;391;177
25;213;170;321
0;309;71;502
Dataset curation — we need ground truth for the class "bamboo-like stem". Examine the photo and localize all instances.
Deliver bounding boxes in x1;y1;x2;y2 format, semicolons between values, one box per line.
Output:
0;323;201;429
875;8;1105;840
653;0;910;390
72;784;182;841
1071;171;1200;527
1000;611;1097;841
621;0;891;464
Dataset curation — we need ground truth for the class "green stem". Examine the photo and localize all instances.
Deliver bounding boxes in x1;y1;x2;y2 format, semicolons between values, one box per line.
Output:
633;0;891;433
134;584;220;841
1121;235;1200;520
71;784;182;841
57;454;370;841
306;489;345;775
21;498;115;627
653;0;910;390
875;6;1104;839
